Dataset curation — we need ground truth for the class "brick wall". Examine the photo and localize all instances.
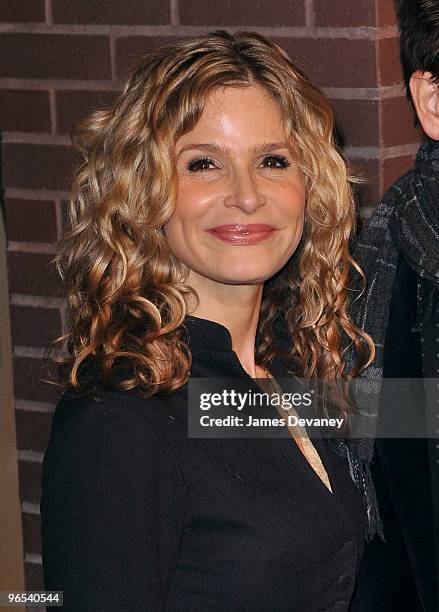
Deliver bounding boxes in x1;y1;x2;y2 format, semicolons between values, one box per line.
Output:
0;0;423;597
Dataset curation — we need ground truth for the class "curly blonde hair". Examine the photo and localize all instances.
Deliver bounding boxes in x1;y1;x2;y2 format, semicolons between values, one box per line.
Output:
54;30;374;397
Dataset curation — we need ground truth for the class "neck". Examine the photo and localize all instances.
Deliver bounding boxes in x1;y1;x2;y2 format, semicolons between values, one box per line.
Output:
187;273;264;377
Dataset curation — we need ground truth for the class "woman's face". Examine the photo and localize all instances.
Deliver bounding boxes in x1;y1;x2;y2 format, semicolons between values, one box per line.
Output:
164;85;305;288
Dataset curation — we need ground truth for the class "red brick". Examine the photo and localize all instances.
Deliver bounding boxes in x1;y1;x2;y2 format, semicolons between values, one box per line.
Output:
0;34;111;80
331;99;379;147
53;0;170;25
382;153;416;193
276;38;376;88
18;460;43;505
24;561;44;591
15;408;53;452
349;157;381;208
377;0;396;27
2;143;80;191
314;0;375;27
4;199;57;243
0;90;51;133
56;89;118;135
381;96;423;147
116;36;377;90
6;252;63;297
13;356;60;405
0;1;45;22
10;306;62;348
379;38;403;86
179;0;305;26
22;512;42;556
115;36;174;79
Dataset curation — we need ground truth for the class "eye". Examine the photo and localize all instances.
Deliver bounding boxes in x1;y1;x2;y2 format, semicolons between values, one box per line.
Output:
186;156;217;172
260;155;291;169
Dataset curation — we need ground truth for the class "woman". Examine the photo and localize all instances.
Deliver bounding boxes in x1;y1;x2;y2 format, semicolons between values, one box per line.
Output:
41;30;374;611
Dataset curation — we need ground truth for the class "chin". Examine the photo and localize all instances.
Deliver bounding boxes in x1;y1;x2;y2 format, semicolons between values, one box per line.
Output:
212;265;277;285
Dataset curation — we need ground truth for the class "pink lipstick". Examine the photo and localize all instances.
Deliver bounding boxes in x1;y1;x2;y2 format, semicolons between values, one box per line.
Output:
206;224;276;245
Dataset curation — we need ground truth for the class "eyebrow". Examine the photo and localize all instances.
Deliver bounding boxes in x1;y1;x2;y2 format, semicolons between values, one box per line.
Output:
177;142;291;156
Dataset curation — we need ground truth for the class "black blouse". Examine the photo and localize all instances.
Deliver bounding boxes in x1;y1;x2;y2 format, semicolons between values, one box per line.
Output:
41;316;365;611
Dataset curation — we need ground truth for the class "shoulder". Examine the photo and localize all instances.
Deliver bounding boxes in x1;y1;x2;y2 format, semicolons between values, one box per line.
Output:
44;386;184;468
53;386;170;428
365;168;416;228
353;168;416;261
381;167;416;207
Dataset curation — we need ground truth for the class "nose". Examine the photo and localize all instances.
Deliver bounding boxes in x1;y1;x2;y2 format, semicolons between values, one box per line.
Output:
223;167;266;213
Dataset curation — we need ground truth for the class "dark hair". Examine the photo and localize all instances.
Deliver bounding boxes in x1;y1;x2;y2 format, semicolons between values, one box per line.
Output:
395;0;439;103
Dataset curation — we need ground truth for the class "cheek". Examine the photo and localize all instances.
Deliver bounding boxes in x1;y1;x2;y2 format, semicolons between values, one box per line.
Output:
165;192;199;236
280;184;306;224
278;188;305;254
163;187;208;257
172;179;217;222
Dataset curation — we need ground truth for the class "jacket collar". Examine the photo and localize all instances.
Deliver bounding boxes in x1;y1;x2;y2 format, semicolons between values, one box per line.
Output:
183;314;292;379
415;137;439;173
184;315;234;352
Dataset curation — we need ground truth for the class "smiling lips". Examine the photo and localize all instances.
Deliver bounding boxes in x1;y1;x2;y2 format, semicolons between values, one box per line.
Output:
206;224;277;245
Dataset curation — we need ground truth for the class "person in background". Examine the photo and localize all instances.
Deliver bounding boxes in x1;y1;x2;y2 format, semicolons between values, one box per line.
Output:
350;1;439;610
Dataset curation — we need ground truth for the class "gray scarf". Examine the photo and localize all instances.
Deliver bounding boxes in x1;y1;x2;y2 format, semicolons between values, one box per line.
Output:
332;138;439;541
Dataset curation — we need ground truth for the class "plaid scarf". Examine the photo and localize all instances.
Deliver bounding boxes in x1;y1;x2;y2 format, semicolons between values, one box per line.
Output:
332;138;439;541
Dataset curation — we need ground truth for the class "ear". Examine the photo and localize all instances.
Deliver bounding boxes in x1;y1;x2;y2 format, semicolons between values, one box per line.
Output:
409;70;439;140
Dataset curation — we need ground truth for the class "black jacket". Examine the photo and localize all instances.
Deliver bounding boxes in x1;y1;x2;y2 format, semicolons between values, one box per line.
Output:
351;259;439;612
41;316;365;611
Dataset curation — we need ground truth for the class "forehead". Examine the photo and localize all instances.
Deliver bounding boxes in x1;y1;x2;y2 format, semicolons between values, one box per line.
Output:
204;84;280;114
176;85;287;147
